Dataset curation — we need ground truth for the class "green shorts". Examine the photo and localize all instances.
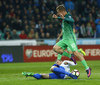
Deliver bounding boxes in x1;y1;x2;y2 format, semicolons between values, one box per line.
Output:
56;39;78;52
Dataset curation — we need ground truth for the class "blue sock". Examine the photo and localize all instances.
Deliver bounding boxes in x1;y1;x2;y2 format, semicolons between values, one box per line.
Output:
53;68;71;76
33;73;42;79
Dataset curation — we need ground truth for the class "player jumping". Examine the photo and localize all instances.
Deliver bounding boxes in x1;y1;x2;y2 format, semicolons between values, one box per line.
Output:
56;29;86;60
52;5;91;77
22;60;77;79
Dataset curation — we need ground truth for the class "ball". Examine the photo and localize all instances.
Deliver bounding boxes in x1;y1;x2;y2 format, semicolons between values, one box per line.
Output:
71;69;80;78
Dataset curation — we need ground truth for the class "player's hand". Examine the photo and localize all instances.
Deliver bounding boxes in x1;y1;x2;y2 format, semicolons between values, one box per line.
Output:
53;14;57;18
58;13;65;19
56;37;60;43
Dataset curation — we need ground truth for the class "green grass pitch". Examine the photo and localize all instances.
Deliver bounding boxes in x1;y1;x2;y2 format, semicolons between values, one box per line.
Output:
0;60;100;85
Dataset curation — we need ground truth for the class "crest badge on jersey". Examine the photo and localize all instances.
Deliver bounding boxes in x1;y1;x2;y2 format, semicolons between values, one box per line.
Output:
69;16;71;18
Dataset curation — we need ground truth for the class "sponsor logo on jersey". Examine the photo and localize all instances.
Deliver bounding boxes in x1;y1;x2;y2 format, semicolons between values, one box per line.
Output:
69;16;71;18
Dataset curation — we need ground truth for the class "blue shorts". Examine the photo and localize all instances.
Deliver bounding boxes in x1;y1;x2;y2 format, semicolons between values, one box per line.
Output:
49;64;65;79
49;73;65;79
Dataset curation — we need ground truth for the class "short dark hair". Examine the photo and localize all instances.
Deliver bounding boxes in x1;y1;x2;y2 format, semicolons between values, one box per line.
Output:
56;5;66;11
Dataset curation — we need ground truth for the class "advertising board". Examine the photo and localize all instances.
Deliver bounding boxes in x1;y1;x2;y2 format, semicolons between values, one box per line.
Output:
0;46;23;63
24;45;100;62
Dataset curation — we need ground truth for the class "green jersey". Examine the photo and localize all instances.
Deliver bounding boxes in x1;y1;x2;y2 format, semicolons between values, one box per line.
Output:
58;12;76;42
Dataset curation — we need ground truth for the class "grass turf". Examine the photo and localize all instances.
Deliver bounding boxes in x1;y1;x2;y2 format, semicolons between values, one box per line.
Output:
0;60;100;85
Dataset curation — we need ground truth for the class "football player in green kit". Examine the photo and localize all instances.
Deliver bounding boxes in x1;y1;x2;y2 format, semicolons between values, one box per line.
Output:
55;28;86;60
53;5;91;77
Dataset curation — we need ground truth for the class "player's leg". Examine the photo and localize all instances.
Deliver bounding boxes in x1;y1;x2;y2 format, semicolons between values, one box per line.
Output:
54;45;76;63
50;65;77;79
73;50;89;68
67;47;86;56
73;50;91;77
22;72;34;77
57;46;69;60
53;45;71;58
64;44;76;64
67;40;89;69
22;71;66;79
68;40;91;77
53;40;72;58
34;73;50;79
22;72;42;79
49;73;65;79
74;34;86;56
22;72;50;79
78;48;86;56
57;54;62;60
40;74;49;79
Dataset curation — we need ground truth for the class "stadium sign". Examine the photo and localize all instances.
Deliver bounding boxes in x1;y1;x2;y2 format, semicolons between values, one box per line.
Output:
76;45;100;60
24;45;100;62
1;54;13;63
0;46;23;63
24;46;60;62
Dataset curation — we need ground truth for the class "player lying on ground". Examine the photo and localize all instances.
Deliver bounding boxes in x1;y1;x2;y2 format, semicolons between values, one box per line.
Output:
22;60;78;79
52;5;91;77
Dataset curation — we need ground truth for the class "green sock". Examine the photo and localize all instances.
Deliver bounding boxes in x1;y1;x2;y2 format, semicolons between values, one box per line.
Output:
81;60;89;70
62;51;71;58
57;54;62;60
78;49;81;53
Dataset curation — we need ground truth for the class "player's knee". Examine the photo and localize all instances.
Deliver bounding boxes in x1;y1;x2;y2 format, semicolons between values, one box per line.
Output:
73;51;78;56
53;45;61;52
67;51;73;54
53;46;58;52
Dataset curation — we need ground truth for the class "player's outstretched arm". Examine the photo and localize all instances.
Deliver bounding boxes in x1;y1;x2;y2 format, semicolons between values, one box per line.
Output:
64;17;74;22
57;17;74;22
53;14;58;18
57;13;74;22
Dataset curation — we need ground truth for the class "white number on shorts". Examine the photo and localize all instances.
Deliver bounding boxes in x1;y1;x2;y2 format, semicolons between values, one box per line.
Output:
71;43;76;48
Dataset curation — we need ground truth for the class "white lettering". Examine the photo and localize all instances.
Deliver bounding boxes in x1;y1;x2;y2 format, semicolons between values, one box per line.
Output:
38;50;41;57
85;49;100;56
42;50;45;56
33;50;37;57
96;49;100;56
32;50;57;57
54;51;58;57
91;49;95;56
51;50;54;56
46;50;50;57
85;49;90;56
32;49;100;58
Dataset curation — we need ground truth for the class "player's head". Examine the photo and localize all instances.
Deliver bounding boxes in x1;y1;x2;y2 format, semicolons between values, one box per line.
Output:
55;60;62;65
56;5;67;16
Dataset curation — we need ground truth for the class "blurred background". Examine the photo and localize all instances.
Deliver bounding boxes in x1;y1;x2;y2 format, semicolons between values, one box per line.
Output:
0;0;100;63
0;0;100;40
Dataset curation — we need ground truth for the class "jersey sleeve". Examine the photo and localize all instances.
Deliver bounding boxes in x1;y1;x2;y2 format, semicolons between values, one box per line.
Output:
62;60;76;66
57;14;74;23
64;17;74;22
64;14;74;22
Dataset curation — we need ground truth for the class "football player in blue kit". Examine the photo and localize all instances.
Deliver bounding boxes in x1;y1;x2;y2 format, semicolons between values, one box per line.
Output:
22;60;77;79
